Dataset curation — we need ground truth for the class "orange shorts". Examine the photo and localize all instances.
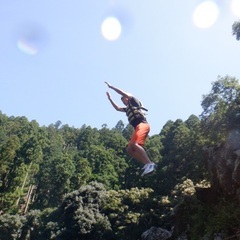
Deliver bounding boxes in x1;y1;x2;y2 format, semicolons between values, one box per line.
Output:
128;122;150;146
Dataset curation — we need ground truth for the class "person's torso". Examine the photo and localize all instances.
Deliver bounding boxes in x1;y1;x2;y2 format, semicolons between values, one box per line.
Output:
124;97;147;128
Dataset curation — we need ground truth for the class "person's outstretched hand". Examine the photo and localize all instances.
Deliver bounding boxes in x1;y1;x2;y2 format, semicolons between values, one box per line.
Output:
105;81;112;88
106;92;111;99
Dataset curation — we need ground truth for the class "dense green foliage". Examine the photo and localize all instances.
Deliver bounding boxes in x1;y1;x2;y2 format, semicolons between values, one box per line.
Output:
201;75;240;144
233;20;240;41
1;75;240;239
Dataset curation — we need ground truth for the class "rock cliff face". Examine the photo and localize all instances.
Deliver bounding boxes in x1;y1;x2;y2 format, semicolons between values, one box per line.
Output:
172;130;240;239
141;227;172;240
203;130;240;202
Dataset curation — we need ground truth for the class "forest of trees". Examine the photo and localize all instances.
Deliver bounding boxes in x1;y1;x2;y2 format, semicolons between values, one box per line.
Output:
0;21;239;240
0;75;240;240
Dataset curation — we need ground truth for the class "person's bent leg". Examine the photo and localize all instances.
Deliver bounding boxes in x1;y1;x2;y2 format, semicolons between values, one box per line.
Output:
127;123;156;176
127;142;155;176
127;123;152;164
127;142;151;165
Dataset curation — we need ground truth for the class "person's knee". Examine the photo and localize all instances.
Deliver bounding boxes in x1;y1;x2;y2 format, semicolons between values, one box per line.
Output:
126;145;132;154
127;143;135;154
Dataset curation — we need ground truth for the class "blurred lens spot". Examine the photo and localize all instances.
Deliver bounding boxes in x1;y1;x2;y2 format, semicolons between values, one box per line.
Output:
101;17;122;41
16;22;49;55
231;0;240;17
193;1;219;29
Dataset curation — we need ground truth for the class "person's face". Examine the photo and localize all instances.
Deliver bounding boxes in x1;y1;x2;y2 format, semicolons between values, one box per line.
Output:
121;96;129;106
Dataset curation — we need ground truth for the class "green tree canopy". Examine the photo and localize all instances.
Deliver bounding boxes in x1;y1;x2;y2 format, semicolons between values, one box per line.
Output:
200;75;240;143
232;20;240;41
58;182;111;240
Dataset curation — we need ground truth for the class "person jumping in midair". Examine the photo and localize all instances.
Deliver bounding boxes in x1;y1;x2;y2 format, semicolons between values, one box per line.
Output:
105;81;156;176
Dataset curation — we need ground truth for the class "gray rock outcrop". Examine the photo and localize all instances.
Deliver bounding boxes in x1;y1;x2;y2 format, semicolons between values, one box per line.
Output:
141;227;172;240
203;130;240;202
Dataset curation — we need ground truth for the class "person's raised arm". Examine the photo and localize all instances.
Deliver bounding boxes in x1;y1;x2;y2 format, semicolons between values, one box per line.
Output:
105;81;132;98
106;92;125;112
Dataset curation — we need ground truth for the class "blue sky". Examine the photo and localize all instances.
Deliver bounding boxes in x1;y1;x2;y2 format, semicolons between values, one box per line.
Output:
0;0;240;135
